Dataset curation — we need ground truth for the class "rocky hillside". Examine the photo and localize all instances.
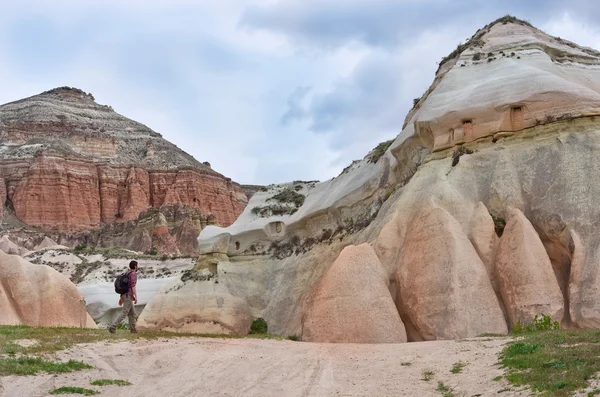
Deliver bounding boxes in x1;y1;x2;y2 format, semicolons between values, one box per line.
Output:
138;16;600;339
0;87;248;254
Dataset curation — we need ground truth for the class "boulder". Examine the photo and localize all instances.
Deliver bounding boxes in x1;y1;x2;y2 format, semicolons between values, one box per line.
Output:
396;203;507;340
0;251;96;328
495;208;564;326
302;243;407;343
137;270;252;334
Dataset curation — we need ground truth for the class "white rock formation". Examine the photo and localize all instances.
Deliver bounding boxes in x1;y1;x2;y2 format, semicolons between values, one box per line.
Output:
141;18;600;340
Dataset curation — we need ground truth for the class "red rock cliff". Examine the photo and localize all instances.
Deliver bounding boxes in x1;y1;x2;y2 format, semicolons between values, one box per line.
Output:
0;87;247;251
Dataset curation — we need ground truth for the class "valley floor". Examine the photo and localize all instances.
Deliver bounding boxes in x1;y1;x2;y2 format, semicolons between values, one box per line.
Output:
1;336;526;397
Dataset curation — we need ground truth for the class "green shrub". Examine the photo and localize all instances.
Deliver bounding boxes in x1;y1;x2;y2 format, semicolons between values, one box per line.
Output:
249;318;268;334
146;247;158;256
490;214;506;237
451;145;473;167
368;139;394;163
269;189;305;208
74;242;88;251
512;314;560;334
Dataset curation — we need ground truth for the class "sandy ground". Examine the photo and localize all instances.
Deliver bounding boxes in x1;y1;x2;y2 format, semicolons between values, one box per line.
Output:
0;337;528;397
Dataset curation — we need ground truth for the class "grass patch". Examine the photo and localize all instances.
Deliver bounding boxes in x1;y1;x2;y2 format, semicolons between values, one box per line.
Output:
450;361;466;374
500;328;600;396
436;381;455;397
401;362;412;366
493;375;503;381
0;325;289;357
0;357;91;376
421;370;434;381
90;379;132;386
50;387;99;395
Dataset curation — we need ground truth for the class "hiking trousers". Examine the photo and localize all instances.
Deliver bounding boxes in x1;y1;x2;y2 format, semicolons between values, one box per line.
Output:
110;294;136;331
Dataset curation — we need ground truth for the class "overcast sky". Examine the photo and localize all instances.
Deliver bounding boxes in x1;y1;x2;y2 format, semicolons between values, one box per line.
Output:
1;1;600;185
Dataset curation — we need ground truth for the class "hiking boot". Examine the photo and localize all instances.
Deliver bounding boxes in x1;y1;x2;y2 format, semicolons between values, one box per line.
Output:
130;327;138;334
108;326;116;334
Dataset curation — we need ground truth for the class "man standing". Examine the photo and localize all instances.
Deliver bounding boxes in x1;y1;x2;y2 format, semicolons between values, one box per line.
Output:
108;260;138;334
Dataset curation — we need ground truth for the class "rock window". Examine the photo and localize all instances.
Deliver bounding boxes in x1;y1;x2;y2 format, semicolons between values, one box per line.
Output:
511;106;524;130
235;241;240;250
463;120;473;139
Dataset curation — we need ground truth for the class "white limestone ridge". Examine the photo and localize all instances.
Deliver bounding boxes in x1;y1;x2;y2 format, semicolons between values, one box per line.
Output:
198;16;600;255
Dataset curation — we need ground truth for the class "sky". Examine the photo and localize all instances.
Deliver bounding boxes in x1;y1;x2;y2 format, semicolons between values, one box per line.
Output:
1;1;600;185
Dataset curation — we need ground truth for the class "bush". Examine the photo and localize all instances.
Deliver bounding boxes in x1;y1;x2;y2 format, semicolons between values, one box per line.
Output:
269;189;305;208
249;318;268;334
451;145;473;167
147;247;158;256
511;314;561;334
367;139;394;164
74;242;88;251
491;214;506;237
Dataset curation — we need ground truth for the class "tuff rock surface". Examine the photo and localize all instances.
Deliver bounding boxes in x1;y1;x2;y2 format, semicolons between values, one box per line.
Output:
137;17;600;341
0;250;96;328
302;244;407;343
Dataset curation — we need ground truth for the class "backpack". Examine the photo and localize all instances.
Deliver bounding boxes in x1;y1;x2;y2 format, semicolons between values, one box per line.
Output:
114;271;130;294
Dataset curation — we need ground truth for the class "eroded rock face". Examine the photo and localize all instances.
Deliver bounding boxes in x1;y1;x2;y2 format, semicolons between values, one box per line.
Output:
396;204;507;340
0;251;96;328
0;87;248;252
495;208;564;326
302;244;407;343
137;272;253;335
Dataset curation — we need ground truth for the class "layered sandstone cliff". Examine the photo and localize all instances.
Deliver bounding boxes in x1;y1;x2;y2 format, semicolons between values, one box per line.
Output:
140;17;600;340
0;87;247;254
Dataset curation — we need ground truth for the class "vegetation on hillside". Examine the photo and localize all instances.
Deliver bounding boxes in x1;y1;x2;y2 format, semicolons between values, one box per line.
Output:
251;188;306;218
368;139;394;163
499;315;600;396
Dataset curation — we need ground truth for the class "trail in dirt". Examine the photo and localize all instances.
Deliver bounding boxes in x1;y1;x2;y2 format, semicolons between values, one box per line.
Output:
1;337;527;397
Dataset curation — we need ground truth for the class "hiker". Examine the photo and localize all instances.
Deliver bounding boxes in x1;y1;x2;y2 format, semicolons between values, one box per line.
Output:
108;260;138;334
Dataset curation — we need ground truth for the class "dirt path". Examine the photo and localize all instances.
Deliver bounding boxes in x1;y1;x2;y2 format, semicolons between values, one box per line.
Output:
1;337;527;397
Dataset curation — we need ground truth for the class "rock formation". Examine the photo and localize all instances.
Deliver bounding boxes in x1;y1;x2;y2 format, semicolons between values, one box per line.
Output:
0;87;248;254
302;244;407;343
137;17;600;341
57;17;600;340
0;251;96;328
495;208;564;326
395;203;507;340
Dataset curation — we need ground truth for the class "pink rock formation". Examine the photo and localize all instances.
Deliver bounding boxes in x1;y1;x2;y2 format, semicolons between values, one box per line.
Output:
495;208;564;326
0;251;96;328
302;243;407;343
395;204;507;340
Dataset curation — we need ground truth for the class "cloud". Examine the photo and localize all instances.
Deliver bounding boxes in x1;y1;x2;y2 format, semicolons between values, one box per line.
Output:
1;1;600;186
281;86;311;125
